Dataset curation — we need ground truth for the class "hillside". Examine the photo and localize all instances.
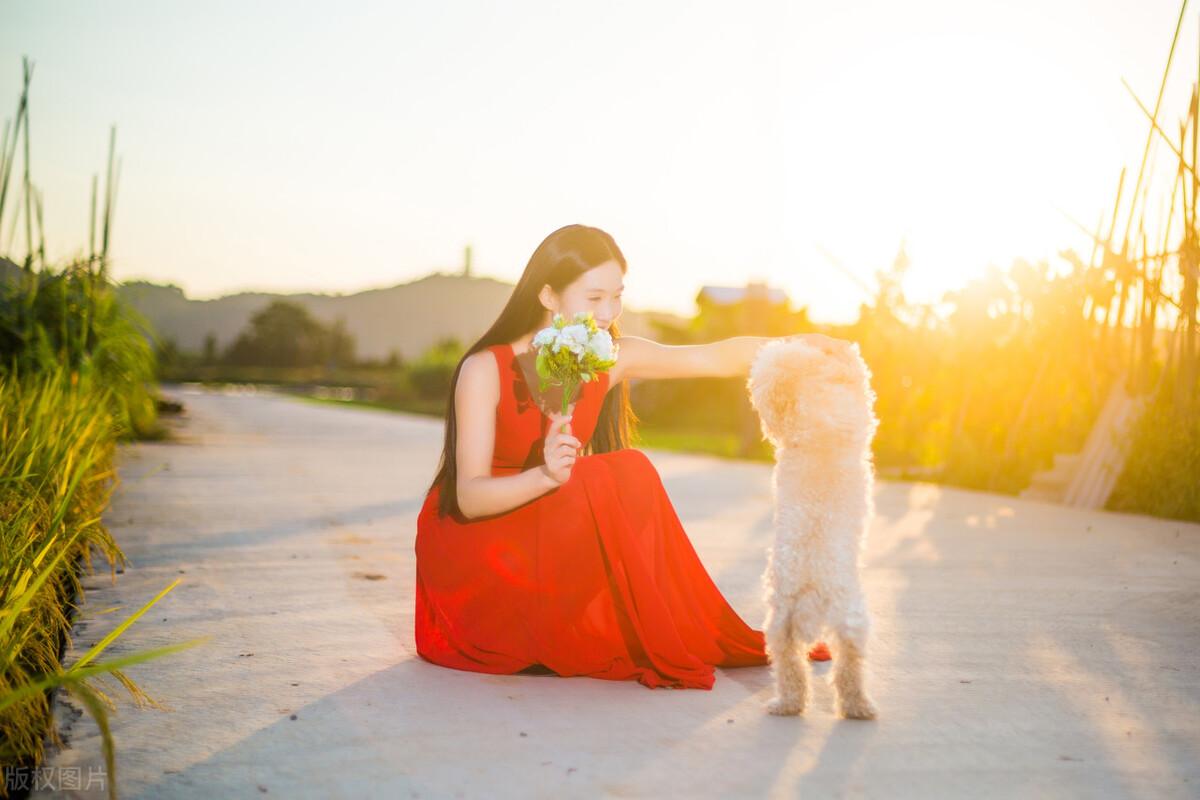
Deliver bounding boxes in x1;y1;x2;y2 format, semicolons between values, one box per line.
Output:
110;271;688;361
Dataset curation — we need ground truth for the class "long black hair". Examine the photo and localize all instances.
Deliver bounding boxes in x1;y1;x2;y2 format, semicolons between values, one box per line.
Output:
426;223;639;520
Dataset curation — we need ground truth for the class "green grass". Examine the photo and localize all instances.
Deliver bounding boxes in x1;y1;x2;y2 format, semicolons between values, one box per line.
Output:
289;391;446;417
0;264;204;795
633;427;770;461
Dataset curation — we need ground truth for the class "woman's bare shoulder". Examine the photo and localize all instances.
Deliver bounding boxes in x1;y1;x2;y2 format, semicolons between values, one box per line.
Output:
456;348;502;400
464;346;501;369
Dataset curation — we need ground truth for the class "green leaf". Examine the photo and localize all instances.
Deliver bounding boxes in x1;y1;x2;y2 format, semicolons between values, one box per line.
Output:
72;577;184;670
0;636;210;714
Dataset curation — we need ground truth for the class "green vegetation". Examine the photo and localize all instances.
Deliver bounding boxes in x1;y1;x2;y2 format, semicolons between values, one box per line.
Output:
161;331;467;415
224;299;355;368
0;56;205;799
631;427;749;460
164;243;1199;523
1109;368;1200;519
0;361;204;798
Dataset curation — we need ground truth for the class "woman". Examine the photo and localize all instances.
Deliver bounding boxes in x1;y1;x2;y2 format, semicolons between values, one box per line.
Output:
415;224;834;690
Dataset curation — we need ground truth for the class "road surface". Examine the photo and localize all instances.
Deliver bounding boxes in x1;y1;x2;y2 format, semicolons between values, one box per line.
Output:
31;383;1200;799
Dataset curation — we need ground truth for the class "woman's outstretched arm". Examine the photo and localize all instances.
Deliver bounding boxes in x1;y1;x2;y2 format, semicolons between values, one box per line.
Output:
453;351;561;520
613;332;846;382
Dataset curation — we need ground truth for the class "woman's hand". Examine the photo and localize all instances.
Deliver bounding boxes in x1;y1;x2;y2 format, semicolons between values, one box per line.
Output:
540;412;582;486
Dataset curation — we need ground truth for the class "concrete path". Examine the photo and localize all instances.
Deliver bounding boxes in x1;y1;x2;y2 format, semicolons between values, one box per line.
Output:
32;383;1200;799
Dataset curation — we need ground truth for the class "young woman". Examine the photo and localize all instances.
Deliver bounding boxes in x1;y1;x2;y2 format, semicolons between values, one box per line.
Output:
415;224;834;690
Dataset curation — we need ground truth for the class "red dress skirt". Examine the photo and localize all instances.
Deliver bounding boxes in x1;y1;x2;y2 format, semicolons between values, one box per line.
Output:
414;342;769;689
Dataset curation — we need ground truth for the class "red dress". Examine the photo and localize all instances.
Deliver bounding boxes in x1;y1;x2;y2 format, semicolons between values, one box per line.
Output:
414;342;770;689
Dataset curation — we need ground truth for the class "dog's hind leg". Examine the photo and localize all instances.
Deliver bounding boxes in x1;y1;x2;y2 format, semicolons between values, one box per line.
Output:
764;600;811;716
830;591;878;720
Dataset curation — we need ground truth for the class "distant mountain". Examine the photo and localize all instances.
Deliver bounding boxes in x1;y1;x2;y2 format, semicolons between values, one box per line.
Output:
110;271;689;361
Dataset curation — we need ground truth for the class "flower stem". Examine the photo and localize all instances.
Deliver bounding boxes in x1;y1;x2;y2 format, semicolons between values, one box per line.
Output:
558;378;574;432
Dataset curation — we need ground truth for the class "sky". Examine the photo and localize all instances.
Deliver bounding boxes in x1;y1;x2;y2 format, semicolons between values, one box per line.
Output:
0;0;1193;323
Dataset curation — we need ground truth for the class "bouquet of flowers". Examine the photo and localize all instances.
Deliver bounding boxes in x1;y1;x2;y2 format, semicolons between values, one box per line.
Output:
532;311;619;432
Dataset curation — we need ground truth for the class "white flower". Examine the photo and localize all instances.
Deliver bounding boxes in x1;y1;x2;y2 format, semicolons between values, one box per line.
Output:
556;323;590;356
554;337;583;356
561;323;589;343
532;327;557;348
586;330;614;361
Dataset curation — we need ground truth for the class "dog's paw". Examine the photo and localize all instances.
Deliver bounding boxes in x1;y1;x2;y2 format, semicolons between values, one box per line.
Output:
837;694;878;720
765;695;805;716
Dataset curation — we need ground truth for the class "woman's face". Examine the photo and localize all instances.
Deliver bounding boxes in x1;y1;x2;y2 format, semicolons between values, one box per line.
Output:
544;259;624;331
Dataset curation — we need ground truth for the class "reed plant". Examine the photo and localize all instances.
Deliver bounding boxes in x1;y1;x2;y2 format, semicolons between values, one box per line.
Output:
0;269;209;799
0;55;205;799
0;262;164;441
0;362;204;799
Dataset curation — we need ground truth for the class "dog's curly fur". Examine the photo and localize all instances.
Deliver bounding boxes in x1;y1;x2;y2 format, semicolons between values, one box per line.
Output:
747;337;880;720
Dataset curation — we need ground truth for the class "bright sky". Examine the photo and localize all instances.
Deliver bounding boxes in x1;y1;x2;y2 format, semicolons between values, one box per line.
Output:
0;0;1193;322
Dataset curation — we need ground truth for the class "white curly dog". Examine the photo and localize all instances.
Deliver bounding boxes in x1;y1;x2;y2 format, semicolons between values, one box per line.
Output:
747;336;880;719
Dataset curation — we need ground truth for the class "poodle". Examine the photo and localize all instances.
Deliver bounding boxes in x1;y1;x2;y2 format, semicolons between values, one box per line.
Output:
746;336;880;720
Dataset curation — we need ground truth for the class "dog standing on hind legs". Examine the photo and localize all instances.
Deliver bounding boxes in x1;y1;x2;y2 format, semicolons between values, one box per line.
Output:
747;336;880;720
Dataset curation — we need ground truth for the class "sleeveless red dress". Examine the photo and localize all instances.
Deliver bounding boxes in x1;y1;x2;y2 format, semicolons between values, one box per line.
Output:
414;342;770;689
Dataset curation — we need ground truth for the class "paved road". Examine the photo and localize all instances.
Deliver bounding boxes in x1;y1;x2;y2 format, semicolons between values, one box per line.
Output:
33;383;1200;799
